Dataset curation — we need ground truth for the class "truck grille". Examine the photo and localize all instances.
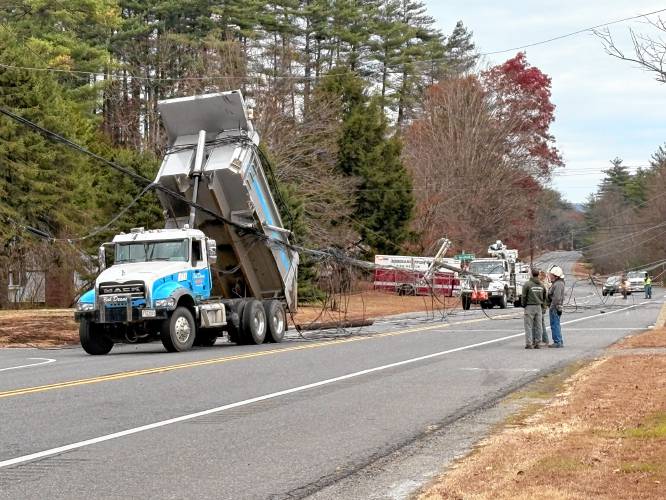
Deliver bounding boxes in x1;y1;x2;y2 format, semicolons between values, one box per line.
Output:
104;307;128;323
99;281;145;298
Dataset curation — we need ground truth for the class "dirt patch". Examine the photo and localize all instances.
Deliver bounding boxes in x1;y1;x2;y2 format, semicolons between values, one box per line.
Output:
614;326;666;349
0;291;459;348
0;309;79;348
292;291;458;328
419;329;666;500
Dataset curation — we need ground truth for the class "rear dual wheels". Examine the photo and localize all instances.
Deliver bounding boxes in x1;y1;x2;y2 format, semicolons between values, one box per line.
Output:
228;299;286;345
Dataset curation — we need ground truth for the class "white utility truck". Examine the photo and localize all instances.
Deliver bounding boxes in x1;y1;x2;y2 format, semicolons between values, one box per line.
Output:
460;241;529;310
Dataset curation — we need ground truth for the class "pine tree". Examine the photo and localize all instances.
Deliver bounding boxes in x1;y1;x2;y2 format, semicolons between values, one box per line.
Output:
321;70;413;253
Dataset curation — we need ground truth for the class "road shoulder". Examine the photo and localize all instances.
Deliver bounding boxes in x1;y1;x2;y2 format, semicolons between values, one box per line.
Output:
418;325;666;499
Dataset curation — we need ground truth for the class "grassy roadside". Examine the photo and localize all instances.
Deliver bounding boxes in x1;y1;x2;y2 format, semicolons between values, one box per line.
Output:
418;325;666;500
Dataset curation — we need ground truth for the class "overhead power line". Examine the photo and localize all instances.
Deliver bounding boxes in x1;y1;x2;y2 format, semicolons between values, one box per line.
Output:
480;7;666;56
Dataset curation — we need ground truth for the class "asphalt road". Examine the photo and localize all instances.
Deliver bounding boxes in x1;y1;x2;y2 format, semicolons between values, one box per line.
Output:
0;251;662;499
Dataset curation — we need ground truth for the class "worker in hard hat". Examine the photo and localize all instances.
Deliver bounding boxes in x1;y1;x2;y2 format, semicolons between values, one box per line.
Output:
620;273;629;300
644;275;652;299
547;266;565;348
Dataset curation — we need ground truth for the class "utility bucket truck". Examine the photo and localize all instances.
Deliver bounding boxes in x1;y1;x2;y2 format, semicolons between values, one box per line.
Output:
459;241;529;310
75;91;299;354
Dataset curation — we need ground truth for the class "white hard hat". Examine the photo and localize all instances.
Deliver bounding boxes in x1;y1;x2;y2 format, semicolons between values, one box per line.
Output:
549;266;564;278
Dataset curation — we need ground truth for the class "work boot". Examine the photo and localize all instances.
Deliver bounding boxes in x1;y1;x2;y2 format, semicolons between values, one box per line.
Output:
548;343;563;348
533;343;540;349
525;345;533;349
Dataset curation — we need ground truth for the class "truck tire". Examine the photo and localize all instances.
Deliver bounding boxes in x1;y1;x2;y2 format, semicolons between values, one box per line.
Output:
241;299;267;345
602;290;608;296
195;328;219;347
461;295;471;310
227;300;247;344
264;301;286;343
161;307;196;352
79;319;113;355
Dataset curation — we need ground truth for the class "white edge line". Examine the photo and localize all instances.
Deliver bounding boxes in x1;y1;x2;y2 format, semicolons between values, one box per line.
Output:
0;358;56;373
0;301;648;470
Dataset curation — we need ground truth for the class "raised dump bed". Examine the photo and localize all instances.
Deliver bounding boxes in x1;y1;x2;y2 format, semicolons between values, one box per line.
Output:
155;91;298;311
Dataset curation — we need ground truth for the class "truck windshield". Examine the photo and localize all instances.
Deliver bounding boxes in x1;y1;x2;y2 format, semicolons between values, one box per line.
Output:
115;239;189;263
469;261;504;274
627;271;645;279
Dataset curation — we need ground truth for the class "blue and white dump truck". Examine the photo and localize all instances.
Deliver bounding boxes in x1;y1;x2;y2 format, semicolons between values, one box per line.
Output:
75;91;299;354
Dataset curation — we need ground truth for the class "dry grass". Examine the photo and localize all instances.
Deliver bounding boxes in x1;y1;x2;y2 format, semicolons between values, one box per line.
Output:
419;330;666;500
0;309;78;347
615;326;666;349
293;291;458;326
0;291;458;348
573;260;594;278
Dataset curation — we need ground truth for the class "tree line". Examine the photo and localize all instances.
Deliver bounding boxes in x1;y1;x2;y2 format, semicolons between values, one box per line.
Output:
1;0;573;305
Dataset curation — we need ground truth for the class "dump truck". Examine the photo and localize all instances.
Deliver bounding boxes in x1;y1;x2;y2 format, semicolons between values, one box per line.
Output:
75;91;299;354
460;241;529;310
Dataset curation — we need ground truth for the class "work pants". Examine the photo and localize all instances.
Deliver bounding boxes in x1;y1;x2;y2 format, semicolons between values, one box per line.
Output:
541;313;549;343
524;305;542;347
549;308;563;346
645;285;652;299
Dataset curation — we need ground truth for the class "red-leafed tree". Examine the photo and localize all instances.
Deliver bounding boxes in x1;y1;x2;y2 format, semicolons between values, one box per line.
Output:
482;52;563;177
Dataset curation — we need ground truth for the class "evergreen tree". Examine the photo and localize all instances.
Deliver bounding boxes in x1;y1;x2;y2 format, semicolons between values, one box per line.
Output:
321;70;413;253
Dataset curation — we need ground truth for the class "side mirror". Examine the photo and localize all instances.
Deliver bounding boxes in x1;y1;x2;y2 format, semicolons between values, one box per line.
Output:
98;245;106;271
206;239;217;264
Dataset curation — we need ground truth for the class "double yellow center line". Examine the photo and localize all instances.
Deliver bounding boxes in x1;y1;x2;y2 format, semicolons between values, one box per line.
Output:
0;316;498;399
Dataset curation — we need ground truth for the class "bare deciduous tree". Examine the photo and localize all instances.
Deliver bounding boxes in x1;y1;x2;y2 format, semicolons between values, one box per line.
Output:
595;17;666;84
403;76;537;254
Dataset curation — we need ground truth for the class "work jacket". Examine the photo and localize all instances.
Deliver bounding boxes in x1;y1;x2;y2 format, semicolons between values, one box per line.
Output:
521;277;546;307
645;277;652;286
548;278;565;311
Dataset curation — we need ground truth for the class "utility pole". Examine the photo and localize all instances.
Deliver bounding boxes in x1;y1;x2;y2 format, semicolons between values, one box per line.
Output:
529;229;534;266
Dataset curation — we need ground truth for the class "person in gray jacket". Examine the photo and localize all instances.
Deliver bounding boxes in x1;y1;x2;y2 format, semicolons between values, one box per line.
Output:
548;266;566;347
521;268;547;349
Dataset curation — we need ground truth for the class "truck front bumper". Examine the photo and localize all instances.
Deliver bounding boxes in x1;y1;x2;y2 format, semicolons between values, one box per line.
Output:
75;308;170;324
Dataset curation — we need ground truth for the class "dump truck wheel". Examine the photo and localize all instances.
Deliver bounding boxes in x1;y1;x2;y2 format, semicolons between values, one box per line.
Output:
462;295;471;310
161;307;196;352
241;299;267;345
264;301;286;343
79;319;113;355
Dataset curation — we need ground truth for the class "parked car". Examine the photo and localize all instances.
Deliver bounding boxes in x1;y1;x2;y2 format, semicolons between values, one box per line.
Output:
602;276;621;296
626;271;647;293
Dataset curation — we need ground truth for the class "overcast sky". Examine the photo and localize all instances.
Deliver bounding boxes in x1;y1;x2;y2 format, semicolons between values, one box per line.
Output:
424;1;666;204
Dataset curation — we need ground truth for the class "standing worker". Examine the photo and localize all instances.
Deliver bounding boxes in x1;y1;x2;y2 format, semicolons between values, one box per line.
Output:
521;268;547;349
645;274;652;299
548;266;566;348
538;270;551;345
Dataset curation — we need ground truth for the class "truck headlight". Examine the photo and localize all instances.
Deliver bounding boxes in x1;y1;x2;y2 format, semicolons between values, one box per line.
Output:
76;302;95;312
155;298;176;309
